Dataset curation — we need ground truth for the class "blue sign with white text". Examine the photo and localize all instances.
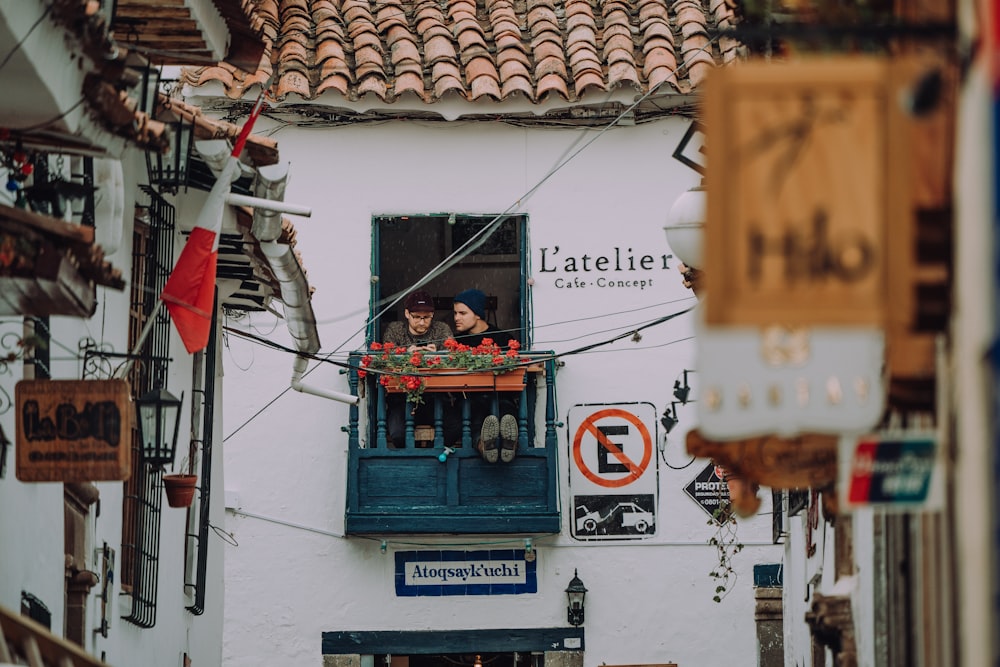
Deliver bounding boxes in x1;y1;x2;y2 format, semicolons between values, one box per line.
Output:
394;549;536;596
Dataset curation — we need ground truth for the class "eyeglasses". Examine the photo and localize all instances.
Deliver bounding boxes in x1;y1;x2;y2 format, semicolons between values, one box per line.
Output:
409;313;434;322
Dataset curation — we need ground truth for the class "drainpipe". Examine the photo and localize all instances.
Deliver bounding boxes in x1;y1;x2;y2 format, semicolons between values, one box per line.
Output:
257;239;358;406
290;355;357;405
196;139;358;405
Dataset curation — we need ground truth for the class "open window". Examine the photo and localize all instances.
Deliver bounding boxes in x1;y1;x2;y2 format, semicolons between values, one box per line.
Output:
369;214;530;346
344;213;560;535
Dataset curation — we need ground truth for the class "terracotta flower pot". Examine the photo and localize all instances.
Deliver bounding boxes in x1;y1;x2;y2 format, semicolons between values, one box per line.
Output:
163;474;198;508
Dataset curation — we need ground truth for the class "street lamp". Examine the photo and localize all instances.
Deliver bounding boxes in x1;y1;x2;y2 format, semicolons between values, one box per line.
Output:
565;569;587;626
145;95;194;194
663;185;706;270
136;387;183;468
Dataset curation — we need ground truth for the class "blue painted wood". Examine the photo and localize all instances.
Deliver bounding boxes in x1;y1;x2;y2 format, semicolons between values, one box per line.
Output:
346;353;561;535
322;627;585;655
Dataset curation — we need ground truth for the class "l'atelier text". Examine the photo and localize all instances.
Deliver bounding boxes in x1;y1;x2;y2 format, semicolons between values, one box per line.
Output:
538;246;673;291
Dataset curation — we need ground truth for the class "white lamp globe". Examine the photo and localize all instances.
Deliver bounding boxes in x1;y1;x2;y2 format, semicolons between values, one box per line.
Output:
663;185;706;269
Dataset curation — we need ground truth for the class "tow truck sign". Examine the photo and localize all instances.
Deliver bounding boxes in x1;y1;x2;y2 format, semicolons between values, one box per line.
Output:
568;403;658;540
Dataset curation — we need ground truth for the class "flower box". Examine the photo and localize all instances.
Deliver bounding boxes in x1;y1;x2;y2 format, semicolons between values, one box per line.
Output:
384;368;527;394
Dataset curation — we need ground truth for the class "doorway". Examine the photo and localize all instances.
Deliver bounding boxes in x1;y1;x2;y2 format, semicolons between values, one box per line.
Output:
381;652;544;667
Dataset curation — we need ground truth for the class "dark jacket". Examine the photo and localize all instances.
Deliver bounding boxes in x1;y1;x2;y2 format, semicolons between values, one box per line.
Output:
454;325;516;349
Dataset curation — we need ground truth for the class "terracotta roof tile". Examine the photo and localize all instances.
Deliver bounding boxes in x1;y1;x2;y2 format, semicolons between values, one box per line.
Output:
316;67;356;97
470;76;503;100
184;0;742;107
500;76;535;100
394;72;428;99
537;72;570;100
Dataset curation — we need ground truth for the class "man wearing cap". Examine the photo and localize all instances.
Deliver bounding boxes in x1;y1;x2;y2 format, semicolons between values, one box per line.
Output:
452;288;520;463
382;290;453;447
383;290;453;351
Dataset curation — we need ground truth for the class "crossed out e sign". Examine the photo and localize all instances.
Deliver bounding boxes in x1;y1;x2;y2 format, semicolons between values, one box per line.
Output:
568;404;657;493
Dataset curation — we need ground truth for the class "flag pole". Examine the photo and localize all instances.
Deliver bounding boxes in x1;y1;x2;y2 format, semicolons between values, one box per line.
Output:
115;300;164;379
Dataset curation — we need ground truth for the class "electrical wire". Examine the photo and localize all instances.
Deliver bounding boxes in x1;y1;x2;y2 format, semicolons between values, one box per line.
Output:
220;34;719;439
7;97;87;133
659;433;696;470
0;4;52;74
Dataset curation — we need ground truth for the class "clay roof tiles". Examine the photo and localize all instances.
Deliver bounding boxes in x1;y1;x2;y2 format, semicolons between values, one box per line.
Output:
185;0;741;105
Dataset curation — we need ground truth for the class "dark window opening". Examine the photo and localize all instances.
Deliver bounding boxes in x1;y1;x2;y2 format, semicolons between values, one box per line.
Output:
371;214;529;347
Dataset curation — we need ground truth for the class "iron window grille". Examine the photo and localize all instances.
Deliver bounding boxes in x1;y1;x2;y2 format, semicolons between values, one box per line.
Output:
120;187;174;628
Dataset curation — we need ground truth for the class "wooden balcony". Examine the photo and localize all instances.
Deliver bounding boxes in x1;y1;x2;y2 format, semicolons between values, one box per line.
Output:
344;353;561;535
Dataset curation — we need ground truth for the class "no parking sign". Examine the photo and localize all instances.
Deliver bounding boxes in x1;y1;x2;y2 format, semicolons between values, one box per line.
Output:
568;403;658;540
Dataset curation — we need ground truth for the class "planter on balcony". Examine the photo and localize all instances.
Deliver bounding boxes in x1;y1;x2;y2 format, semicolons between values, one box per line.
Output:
384;368;527;394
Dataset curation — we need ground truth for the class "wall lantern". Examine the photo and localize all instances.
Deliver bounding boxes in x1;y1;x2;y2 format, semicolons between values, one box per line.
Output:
565;569;587;626
137;59;161;116
136;387;183;468
663;185;706;270
145;95;194;195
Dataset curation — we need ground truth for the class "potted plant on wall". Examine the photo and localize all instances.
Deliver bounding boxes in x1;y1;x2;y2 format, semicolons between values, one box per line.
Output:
163;452;198;508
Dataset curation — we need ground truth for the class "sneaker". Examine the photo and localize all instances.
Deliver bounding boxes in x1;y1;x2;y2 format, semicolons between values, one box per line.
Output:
499;414;518;463
478;415;499;463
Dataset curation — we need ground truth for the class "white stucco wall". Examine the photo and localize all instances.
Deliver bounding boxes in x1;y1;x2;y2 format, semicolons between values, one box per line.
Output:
217;115;783;667
0;147;229;667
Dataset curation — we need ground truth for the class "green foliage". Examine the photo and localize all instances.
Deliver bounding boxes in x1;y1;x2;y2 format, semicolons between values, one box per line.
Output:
707;498;744;603
360;338;525;404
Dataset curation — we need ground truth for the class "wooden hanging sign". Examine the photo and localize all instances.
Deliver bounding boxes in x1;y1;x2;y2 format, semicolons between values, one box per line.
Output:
703;57;910;327
16;379;132;482
686;429;838;490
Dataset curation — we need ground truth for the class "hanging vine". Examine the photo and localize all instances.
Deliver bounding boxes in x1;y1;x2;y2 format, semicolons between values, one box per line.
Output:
707;491;744;603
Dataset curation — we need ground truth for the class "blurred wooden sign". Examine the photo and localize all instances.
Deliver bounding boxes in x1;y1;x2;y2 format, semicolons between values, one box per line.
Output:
686;429;838;490
16;379;131;482
704;57;909;327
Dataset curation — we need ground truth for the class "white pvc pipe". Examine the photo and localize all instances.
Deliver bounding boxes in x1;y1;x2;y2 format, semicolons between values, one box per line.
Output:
225;193;312;217
290;355;358;405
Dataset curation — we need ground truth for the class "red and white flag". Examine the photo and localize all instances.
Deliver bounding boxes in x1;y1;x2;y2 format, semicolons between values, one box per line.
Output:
160;96;266;353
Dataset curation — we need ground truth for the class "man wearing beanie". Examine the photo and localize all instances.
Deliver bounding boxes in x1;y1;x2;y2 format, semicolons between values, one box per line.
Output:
382;290;453;447
452;288;513;348
451;288;519;463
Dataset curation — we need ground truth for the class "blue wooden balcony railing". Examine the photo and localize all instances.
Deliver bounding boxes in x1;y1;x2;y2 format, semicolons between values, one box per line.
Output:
344;351;561;535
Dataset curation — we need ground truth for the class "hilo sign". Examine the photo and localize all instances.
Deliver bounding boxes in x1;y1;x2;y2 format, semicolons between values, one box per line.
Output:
537;246;674;291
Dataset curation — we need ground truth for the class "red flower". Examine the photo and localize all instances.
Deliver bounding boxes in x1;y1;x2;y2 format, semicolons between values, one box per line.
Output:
443;338;458;350
492;355;504;365
361;354;373;367
370;342;382;351
409;353;422;366
383;342;397;352
358;369;368;378
427;356;442;366
379;376;391;386
508;340;521;350
506;349;520;359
